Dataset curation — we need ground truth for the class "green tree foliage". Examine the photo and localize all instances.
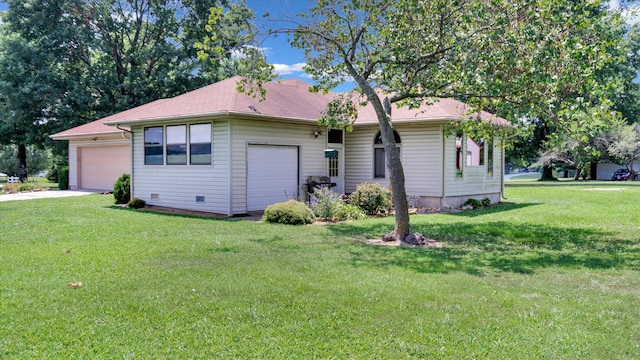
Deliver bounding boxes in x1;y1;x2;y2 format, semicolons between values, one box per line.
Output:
240;0;621;240
195;5;274;97
0;144;50;176
535;7;640;178
540;106;617;179
0;0;257;174
606;121;640;174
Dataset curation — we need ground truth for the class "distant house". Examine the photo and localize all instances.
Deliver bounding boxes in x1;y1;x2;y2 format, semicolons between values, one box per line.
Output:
52;76;508;215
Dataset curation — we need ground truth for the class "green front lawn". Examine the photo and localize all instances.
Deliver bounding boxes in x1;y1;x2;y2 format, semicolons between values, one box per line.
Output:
1;182;639;358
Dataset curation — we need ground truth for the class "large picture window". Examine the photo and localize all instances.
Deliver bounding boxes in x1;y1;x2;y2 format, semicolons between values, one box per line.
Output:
144;127;163;165
190;123;212;165
144;123;212;166
166;125;187;165
374;130;401;179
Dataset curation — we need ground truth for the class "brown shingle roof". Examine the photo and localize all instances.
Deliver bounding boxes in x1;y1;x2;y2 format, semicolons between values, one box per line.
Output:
353;96;509;126
103;76;333;125
51;77;508;139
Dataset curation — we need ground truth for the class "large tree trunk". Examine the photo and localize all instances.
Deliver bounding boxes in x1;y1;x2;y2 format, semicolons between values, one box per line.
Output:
539;164;556;181
380;98;410;240
380;118;410;239
590;161;597;180
17;143;27;183
360;89;411;240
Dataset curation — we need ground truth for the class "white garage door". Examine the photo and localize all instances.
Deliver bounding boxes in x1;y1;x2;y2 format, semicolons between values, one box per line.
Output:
78;145;130;191
247;145;299;211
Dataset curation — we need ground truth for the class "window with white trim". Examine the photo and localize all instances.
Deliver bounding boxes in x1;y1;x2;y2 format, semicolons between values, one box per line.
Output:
166;125;187;165
455;131;463;178
144;127;163;165
374;130;401;179
143;123;212;166
190;124;212;165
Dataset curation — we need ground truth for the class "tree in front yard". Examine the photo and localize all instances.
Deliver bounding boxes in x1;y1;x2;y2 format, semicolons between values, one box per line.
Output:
203;0;623;241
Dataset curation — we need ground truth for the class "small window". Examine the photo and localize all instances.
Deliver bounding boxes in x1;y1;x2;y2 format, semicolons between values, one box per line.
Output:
455;131;463;178
166;125;187;165
487;137;494;176
328;129;343;144
144;127;163;165
190;123;212;165
374;130;401;179
328;157;339;177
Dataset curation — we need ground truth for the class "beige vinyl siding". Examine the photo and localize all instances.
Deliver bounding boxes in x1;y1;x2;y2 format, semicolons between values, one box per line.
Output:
444;135;502;198
397;124;443;197
345;123;443;196
67;136;130;191
131;120;231;214
344;127;378;192
230;118;326;214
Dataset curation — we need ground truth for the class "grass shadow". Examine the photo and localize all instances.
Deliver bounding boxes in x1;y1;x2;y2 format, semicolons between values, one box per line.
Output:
505;180;640;188
328;219;640;275
444;202;540;218
107;205;238;222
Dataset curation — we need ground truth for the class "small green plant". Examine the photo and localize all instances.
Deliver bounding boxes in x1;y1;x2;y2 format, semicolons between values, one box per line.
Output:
309;187;342;220
113;174;131;204
58;166;69;190
310;187;368;221
128;197;146;209
262;200;314;225
349;183;392;216
335;203;367;221
463;197;492;209
463;198;483;209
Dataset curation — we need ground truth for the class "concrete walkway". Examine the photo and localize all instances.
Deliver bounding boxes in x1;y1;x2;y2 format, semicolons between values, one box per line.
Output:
0;190;93;202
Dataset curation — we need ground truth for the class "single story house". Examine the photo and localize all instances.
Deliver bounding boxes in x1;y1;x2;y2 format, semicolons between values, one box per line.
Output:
52;76;508;215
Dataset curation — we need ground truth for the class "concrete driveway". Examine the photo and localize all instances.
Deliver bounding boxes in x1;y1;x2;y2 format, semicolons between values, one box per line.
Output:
0;190;93;202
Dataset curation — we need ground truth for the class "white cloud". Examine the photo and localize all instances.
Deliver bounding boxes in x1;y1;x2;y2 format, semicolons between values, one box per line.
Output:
609;0;640;25
609;0;621;10
272;63;306;75
622;5;640;25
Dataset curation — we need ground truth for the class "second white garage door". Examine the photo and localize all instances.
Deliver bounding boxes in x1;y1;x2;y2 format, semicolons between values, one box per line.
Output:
78;145;130;191
247;145;299;211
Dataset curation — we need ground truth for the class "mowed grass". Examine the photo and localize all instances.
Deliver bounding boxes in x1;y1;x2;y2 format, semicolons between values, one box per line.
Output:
1;182;639;358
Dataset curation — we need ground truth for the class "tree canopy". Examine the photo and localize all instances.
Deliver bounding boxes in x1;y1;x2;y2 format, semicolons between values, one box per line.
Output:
0;0;259;178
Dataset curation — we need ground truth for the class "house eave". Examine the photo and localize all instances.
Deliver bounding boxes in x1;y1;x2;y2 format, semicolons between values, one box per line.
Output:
352;116;462;126
351;115;510;127
50;129;126;140
103;111;320;127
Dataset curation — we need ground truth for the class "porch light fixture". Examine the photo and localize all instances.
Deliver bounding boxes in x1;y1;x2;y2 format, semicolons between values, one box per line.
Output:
313;130;322;138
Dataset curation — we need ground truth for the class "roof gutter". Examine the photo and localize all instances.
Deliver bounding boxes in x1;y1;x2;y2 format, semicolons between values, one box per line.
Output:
116;124;132;133
103;111;320;127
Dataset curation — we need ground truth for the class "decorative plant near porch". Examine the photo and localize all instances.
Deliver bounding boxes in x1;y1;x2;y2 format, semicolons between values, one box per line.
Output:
310;186;366;221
